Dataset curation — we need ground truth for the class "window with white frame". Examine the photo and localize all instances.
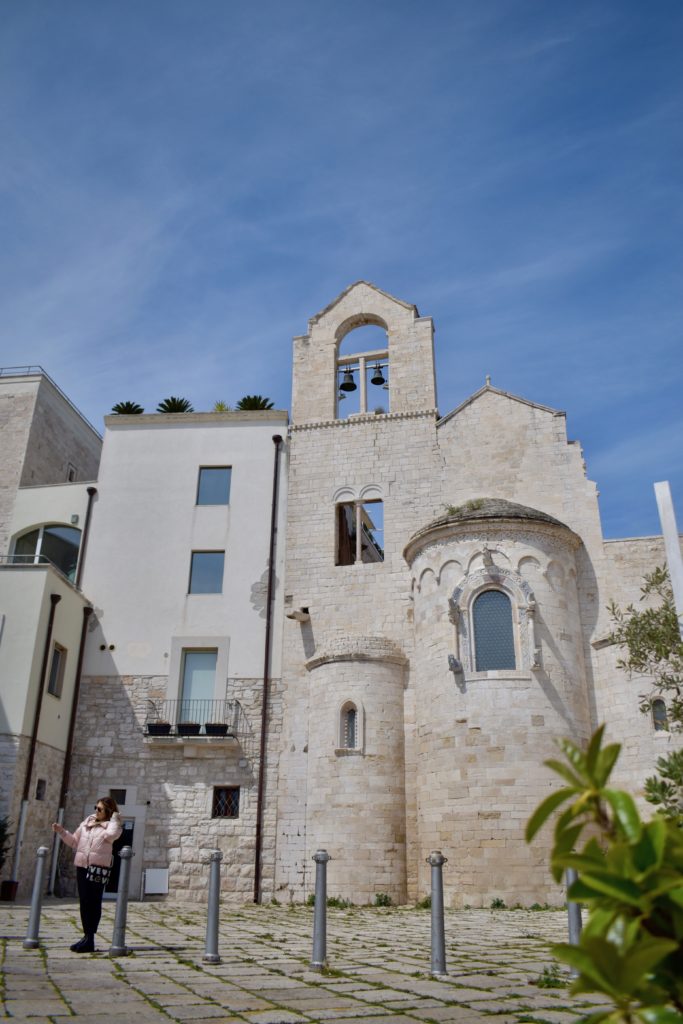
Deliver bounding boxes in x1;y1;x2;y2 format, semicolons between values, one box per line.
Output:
180;649;217;722
472;589;516;671
336;500;384;565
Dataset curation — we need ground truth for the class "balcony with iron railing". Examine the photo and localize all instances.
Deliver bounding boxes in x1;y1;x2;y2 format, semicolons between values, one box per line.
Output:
144;698;249;744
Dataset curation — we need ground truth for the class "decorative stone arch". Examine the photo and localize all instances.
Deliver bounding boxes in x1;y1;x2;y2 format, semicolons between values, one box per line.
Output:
449;563;541;674
334;312;389;347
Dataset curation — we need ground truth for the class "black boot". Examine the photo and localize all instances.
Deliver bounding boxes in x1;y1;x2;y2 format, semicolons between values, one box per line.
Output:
70;936;88;952
75;934;95;953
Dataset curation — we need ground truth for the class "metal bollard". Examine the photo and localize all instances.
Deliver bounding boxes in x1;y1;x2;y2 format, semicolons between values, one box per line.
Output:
310;849;331;971
427;850;448;977
109;846;134;956
203;850;223;964
23;846;49;949
566;867;583;977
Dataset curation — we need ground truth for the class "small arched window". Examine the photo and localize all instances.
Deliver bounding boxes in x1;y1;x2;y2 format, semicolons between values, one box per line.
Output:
340;702;358;749
652;698;669;732
472;590;516;671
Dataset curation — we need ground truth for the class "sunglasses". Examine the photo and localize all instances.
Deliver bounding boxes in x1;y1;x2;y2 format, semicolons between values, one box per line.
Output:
94;805;106;813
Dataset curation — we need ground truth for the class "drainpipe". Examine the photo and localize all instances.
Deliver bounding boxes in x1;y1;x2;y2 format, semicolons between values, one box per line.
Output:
48;604;93;894
253;434;283;903
75;486;97;589
11;593;61;889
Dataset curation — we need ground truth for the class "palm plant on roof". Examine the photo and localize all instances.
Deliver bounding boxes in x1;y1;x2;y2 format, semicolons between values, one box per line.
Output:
111;401;144;414
157;396;194;413
235;395;274;410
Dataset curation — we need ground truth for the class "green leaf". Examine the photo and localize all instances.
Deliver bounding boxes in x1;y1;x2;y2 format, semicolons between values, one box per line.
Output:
576;871;644;906
621;938;678;989
552;942;621;999
545;758;585;788
526;787;577;842
595;743;622;787
586;726;607;781
604;790;643;843
637;1007;683;1024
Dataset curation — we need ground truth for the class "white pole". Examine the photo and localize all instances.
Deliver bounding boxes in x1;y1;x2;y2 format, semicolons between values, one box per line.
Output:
654;482;683;641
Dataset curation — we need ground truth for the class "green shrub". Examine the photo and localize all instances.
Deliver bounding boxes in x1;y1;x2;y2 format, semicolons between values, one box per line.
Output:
490;897;507;909
374;892;392;907
526;725;683;1023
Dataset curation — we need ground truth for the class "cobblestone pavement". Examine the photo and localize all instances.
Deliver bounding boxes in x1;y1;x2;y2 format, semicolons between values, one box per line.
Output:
1;900;606;1024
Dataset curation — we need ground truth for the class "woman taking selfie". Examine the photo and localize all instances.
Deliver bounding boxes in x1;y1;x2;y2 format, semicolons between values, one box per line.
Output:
52;796;122;952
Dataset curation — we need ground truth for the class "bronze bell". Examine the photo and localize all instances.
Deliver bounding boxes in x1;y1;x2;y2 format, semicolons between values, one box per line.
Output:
370;363;386;386
339;368;357;392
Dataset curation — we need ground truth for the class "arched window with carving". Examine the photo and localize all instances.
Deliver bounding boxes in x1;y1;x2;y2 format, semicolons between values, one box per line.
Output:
651;698;669;732
472;590;516;671
336;322;389;418
339;701;359;749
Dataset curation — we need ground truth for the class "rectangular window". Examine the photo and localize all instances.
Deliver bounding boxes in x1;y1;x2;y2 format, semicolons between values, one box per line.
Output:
189;551;225;593
197;467;231;505
109;789;127;805
212;786;239;818
47;643;66;697
180;649;217;721
336;500;384;565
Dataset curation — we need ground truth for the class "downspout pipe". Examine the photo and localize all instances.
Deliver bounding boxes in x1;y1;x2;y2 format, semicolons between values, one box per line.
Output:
254;434;283;903
48;604;93;894
11;592;61;888
75;486;97;589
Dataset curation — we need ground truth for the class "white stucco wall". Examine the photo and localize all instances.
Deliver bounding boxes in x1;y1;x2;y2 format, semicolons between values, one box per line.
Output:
81;411;288;682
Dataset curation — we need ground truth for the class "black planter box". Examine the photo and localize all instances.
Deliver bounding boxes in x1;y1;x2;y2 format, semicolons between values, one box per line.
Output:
177;722;201;736
204;722;229;737
147;722;172;736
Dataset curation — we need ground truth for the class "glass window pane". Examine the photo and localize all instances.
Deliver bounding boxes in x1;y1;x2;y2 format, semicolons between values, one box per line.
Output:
41;526;81;581
652;699;668;731
336;503;356;565
189;551;224;593
197;468;231;505
360;501;384;563
181;650;217;720
14;530;39;561
473;591;516;671
47;644;66;697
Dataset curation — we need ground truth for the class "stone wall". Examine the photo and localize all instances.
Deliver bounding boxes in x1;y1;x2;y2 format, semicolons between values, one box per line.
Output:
66;672;281;902
0;383;37;554
21;377;101;488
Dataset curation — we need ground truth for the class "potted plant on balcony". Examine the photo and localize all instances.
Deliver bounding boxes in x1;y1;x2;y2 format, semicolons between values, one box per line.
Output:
147;720;172;736
204;721;230;737
177;721;201;737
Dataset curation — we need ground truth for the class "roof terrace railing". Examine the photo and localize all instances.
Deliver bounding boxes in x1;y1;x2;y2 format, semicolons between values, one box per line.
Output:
0;365;101;439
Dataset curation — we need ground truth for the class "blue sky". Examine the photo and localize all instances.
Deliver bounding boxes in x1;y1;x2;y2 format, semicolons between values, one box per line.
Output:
1;0;681;538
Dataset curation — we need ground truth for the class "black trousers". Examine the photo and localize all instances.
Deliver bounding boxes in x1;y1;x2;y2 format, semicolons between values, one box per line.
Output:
76;867;105;937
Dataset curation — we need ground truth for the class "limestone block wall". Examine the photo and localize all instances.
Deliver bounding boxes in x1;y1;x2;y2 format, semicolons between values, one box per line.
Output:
304;637;407;904
21;377;101;488
0;734;66;895
274;411;439;900
292;281;437;424
406;519;591;907
67;672;281;902
0;382;38;554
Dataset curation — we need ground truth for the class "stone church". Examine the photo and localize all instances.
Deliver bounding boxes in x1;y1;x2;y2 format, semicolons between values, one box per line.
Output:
0;281;679;907
271;281;679;908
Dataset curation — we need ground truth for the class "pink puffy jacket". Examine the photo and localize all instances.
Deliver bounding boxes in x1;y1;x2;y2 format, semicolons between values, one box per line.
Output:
56;813;123;868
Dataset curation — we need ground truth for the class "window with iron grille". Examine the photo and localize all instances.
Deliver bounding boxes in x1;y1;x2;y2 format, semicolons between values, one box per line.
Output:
212;786;240;818
472;589;516;671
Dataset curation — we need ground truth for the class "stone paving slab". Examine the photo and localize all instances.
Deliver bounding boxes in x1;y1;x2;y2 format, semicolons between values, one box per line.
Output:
0;901;608;1024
